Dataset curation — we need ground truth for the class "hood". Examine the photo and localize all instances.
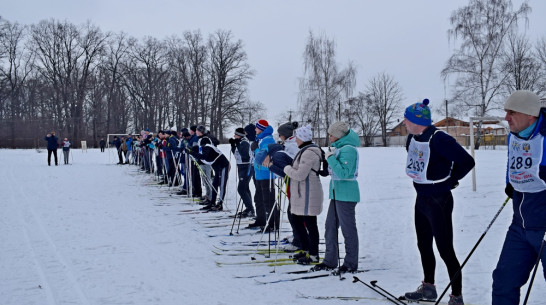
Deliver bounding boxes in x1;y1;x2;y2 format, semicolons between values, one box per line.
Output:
331;129;360;148
256;125;274;140
244;124;256;141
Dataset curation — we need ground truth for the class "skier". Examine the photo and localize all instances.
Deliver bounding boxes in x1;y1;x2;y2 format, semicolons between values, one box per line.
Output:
44;131;59;166
112;136;123;164
61;137;71;165
402;99;474;305
190;126;230;211
283;124;324;265
492;90;546;305
99;138;106;152
263;121;300;251
250;119;277;232
229;127;255;217
311;121;360;274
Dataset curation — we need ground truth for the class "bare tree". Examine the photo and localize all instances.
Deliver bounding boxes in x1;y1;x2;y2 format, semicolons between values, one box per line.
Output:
344;95;379;147
207;30;254;139
123;36;169;131
363;72;403;147
442;0;530;148
0;19;34;147
298;31;356;141
502;32;544;96
536;36;546;95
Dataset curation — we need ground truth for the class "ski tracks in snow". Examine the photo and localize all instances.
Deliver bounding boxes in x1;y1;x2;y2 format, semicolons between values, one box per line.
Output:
2;157;91;305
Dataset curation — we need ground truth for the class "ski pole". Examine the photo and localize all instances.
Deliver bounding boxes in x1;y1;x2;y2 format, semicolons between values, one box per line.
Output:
230;197;243;235
352;276;400;305
370;281;407;305
522;231;546;305
332;187;344;281
435;196;510;305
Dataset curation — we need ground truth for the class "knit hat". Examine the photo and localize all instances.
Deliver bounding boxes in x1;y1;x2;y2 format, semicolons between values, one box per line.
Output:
197;125;207;134
244;124;256;141
180;127;189;134
327;121;350;139
234;128;246;137
190;125;197;132
404;99;432;126
504;90;541;117
295;124;313;142
256;119;269;131
277;122;298;139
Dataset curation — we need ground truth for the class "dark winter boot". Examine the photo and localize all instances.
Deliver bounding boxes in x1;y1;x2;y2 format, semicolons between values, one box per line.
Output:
296;253;319;265
448;294;464;305
309;262;335;272
404;282;437;302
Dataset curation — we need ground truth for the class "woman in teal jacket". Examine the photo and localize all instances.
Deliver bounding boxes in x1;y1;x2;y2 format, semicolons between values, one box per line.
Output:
311;121;360;274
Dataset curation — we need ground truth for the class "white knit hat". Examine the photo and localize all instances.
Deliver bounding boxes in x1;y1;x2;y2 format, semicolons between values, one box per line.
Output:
327;121;349;139
504;90;541;117
295;124;313;142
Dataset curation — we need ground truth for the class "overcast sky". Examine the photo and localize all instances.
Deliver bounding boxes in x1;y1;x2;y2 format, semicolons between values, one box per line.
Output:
3;0;545;126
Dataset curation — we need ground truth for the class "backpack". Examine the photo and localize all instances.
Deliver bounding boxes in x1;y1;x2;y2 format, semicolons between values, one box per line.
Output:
294;144;329;177
121;141;128;151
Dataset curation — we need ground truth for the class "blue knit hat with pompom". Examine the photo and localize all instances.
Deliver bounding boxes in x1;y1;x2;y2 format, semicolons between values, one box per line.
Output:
404;99;432;126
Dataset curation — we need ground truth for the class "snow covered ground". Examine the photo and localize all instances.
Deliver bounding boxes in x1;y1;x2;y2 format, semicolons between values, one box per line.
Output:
1;146;544;305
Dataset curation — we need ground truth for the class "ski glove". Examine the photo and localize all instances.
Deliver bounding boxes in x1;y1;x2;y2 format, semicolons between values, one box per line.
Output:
504;183;514;199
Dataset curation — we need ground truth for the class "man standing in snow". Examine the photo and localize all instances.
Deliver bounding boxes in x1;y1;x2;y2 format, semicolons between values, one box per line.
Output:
229;127;254;217
44;131;59;166
402;99;474;305
311;121;360;274
492;90;546;305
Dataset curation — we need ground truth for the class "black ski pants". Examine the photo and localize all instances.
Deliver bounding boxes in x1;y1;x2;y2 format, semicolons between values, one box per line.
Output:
236;164;253;212
291;214;319;256
255;179;277;229
414;191;462;296
47;149;58;166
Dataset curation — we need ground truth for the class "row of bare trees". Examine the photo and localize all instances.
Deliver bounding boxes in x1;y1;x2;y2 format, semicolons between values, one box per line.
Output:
297;0;546;147
0;18;264;148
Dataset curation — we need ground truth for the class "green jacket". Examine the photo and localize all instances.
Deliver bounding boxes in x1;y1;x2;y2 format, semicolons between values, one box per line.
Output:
327;129;360;202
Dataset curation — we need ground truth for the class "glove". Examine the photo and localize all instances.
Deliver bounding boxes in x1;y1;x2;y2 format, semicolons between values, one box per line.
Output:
250;141;258;151
325;150;334;160
505;183;514;199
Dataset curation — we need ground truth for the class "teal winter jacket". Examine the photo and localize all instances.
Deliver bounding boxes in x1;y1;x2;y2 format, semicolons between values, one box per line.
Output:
327;129;360;203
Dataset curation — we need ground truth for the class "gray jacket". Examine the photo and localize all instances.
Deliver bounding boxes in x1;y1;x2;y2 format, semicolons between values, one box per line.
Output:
284;145;324;216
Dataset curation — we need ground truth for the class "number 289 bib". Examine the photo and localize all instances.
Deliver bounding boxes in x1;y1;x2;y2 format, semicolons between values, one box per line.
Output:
508;134;546;193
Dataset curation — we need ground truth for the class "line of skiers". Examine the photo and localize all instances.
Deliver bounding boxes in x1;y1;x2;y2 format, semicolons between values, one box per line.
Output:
109;89;545;305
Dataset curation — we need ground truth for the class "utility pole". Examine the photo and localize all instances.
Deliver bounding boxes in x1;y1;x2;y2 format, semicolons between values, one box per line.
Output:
445;99;449;134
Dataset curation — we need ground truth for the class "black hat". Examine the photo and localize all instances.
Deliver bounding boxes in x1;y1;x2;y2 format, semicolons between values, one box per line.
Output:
182;131;191;137
180;127;189;134
244;124;256;141
234;128;245;137
278;121;298;139
190;125;197;132
197;125;207;134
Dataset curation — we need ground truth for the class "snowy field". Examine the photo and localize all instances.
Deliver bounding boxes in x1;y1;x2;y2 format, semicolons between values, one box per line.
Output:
1;145;544;305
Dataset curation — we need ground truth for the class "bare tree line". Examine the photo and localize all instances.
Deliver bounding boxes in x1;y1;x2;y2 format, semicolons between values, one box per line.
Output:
0;18;263;148
298;0;546;147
